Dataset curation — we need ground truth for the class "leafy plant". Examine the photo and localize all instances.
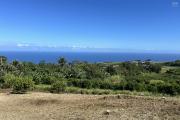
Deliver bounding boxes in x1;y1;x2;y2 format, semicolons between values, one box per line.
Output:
50;81;67;93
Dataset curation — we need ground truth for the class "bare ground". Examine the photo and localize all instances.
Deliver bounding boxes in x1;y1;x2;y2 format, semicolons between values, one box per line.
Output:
0;92;180;120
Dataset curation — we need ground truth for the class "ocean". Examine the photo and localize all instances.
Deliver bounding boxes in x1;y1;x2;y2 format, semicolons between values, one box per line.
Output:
0;51;180;63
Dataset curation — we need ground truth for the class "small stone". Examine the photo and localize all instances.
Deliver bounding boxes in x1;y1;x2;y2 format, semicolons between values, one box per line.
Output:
162;97;166;99
104;110;111;115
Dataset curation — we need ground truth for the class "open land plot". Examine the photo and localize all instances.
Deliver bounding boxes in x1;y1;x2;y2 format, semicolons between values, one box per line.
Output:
0;92;180;120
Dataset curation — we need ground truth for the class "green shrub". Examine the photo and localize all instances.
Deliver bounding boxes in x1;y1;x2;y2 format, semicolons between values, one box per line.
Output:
32;74;42;85
65;87;79;93
107;75;124;83
157;83;177;95
91;89;101;95
0;71;5;85
12;76;34;93
41;75;52;84
99;80;114;89
34;84;51;91
3;74;16;88
3;74;34;93
81;80;93;89
149;80;165;85
102;90;111;95
50;81;67;93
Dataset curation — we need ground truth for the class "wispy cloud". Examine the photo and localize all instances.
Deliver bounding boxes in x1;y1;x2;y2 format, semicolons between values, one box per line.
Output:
17;43;30;47
16;43;94;50
16;43;52;48
71;45;90;49
172;1;179;7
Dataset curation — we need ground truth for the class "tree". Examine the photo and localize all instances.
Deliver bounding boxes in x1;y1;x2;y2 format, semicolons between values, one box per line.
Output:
150;64;162;73
58;57;67;67
83;64;107;79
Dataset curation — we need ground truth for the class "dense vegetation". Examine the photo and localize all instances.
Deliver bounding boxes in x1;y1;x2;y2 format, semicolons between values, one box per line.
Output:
0;56;180;95
164;60;180;67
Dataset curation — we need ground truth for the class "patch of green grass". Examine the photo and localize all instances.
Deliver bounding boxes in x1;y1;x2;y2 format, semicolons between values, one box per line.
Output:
34;84;51;92
34;84;175;97
64;87;166;96
161;66;180;73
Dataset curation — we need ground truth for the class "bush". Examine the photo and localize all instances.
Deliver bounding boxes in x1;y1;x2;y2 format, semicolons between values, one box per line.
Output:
41;75;52;84
65;87;79;93
4;74;34;93
157;83;177;95
91;89;101;95
99;80;114;89
50;81;67;93
147;80;179;95
0;71;5;85
80;80;93;89
32;74;42;85
3;74;16;88
34;84;51;91
12;76;34;93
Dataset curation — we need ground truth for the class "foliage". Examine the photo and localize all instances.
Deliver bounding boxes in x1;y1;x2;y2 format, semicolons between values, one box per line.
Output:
0;56;179;95
164;60;180;66
50;81;67;93
12;76;34;93
0;56;7;65
4;74;34;93
58;57;67;67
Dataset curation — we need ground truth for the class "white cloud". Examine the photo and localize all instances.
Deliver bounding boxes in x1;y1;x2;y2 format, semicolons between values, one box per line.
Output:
17;43;56;48
17;43;30;47
172;1;179;7
71;45;91;49
144;48;156;51
47;45;57;48
16;43;94;51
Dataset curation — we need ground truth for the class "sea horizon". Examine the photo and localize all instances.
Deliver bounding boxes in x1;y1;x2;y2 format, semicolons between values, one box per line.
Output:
0;51;180;63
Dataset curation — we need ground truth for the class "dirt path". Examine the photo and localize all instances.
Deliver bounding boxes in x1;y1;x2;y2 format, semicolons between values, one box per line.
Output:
0;92;179;120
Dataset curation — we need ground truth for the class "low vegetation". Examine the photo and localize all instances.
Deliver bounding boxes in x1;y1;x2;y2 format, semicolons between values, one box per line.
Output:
3;74;34;93
0;56;180;95
50;81;67;93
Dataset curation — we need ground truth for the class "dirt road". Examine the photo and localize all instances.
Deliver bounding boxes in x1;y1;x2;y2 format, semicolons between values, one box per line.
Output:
0;92;179;120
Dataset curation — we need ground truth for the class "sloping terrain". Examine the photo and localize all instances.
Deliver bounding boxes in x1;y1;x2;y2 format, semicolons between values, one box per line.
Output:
0;92;179;120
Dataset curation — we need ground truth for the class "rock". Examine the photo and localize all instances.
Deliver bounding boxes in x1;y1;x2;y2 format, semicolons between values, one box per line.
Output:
104;110;111;115
162;97;166;99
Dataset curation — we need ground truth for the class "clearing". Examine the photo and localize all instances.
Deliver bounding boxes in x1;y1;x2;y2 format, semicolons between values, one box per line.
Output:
0;92;179;120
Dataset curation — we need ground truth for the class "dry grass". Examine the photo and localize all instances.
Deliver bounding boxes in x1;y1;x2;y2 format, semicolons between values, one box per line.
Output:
0;92;180;120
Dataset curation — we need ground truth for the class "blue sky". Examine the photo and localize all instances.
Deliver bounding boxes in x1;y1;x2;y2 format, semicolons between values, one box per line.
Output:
0;0;180;53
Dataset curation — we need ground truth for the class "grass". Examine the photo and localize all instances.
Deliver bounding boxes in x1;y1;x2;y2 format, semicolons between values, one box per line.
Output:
33;84;174;97
34;84;51;92
161;66;180;73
